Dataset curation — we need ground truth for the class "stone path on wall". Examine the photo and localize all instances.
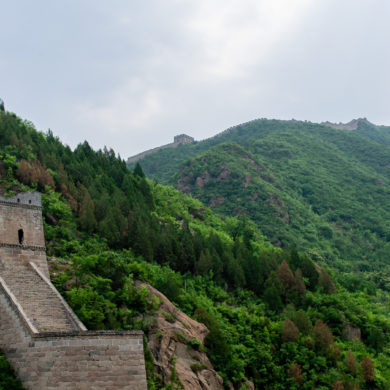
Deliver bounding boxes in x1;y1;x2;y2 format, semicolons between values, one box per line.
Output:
1;261;78;332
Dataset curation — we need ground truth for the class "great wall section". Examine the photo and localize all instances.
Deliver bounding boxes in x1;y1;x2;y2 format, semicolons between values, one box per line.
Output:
0;192;147;390
127;134;195;164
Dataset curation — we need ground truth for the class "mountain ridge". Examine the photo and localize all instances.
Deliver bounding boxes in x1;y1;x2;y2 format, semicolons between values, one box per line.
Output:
127;117;386;166
133;117;390;280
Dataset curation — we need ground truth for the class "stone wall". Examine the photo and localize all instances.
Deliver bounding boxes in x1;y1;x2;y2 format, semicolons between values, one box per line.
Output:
0;281;146;389
127;134;195;164
0;278;32;346
0;192;147;389
6;331;146;390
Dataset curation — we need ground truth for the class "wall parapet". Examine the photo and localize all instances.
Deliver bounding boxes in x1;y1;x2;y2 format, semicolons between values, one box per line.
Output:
0;276;38;335
0;199;42;210
31;329;144;339
0;243;46;251
29;262;86;331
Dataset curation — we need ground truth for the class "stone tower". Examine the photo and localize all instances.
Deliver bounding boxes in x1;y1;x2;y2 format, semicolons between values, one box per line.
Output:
0;192;147;390
0;192;48;277
0;192;45;247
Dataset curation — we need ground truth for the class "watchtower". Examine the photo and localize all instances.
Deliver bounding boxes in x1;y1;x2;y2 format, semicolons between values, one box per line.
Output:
0;192;45;248
0;192;48;276
174;134;195;145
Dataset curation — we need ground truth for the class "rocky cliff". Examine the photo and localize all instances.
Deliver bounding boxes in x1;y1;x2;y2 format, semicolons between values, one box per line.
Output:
140;282;223;390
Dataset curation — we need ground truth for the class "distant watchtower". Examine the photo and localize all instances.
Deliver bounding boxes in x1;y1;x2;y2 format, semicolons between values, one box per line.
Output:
174;134;194;145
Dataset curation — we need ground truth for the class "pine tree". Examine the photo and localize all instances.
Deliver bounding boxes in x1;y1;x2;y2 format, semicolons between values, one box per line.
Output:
319;269;336;294
78;186;97;232
282;318;299;343
278;260;296;292
294;269;306;297
361;357;375;383
289;246;300;271
291;310;312;335
300;254;319;289
225;254;245;288
263;286;283;312
314;320;334;354
133;162;145;178
332;381;344;390
195;250;213;275
346;350;357;375
288;362;303;385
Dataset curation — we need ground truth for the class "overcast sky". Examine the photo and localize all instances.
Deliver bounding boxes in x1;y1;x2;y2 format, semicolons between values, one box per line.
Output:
1;1;389;157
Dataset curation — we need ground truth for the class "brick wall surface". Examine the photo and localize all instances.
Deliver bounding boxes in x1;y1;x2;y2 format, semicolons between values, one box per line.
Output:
4;332;147;390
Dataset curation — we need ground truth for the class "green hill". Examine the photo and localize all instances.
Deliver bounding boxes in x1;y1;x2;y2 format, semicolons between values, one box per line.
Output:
2;111;390;389
133;119;390;282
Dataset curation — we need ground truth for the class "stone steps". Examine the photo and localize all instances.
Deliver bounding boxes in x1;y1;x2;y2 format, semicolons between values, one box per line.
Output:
1;262;78;332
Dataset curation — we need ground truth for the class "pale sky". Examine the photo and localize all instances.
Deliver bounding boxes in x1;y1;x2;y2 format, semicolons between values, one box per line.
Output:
1;1;389;158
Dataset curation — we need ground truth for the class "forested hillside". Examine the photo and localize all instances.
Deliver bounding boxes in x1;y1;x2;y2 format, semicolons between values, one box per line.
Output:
1;110;390;389
133;119;390;285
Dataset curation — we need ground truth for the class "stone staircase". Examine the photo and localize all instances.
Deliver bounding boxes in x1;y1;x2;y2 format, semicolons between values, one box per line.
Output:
0;256;147;390
1;261;81;332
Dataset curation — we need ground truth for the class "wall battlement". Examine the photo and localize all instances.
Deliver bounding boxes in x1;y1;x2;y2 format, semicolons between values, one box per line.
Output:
0;192;147;389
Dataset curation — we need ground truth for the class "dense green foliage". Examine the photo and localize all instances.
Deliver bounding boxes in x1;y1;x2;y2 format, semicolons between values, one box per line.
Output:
134;119;390;286
1;111;390;389
0;352;24;390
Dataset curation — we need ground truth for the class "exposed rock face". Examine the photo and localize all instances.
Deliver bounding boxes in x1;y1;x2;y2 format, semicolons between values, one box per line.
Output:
177;172;193;194
140;283;223;390
215;164;231;182
265;195;290;224
343;324;362;341
242;175;252;188
251;192;260;201
195;171;211;188
244;155;261;168
209;196;225;207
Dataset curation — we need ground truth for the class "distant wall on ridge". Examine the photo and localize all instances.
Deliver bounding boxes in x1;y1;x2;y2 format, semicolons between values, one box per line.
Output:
127;134;195;165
